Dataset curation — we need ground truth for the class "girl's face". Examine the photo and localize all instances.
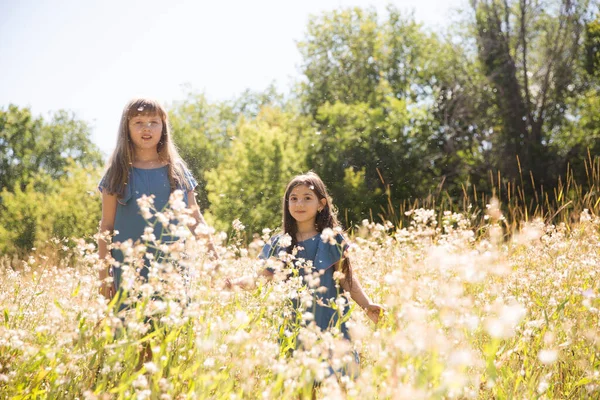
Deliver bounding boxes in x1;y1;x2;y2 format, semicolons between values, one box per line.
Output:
128;113;163;152
288;184;326;225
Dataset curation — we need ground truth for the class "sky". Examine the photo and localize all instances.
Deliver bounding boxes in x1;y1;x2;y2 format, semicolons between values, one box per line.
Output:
0;0;466;158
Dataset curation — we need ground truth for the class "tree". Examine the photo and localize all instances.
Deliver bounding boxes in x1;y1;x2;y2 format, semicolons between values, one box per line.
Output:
297;6;480;222
308;98;436;225
0;105;103;254
0;105;102;193
205;107;311;235
169;86;287;210
169;93;236;210
298;6;433;116
471;0;595;187
584;13;600;77
0;163;102;255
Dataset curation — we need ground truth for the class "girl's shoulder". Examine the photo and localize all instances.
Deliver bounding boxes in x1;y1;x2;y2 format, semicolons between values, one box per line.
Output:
98;166;126;196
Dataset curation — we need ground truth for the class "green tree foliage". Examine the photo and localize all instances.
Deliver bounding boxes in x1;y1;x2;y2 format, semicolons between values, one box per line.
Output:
169;93;236;210
472;0;595;187
298;6;433;115
421;35;498;195
308;98;434;225
0;163;101;255
560;15;600;181
0;105;102;193
584;14;600;77
0;105;102;255
297;6;482;223
205;107;311;234
169;86;286;210
4;3;600;249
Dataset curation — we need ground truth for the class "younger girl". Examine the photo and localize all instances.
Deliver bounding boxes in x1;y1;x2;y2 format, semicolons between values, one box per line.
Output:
97;97;210;299
231;171;383;348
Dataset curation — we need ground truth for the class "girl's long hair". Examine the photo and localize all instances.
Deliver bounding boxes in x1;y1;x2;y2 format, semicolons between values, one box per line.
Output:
102;98;192;197
282;171;352;286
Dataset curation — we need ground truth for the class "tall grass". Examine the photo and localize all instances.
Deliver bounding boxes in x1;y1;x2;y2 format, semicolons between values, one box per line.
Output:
381;152;600;235
1;169;599;399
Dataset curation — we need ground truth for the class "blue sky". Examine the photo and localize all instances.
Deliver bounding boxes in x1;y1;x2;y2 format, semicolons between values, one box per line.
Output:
0;0;465;158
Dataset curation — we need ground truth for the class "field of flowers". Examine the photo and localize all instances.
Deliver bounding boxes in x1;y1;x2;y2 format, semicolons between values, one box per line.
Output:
1;199;599;399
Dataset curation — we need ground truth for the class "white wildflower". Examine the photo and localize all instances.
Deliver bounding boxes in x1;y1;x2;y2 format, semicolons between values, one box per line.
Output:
279;233;292;248
321;228;336;245
232;219;245;231
538;349;558;365
141;227;155;242
168;190;186;211
144;362;159;374
203;358;215;368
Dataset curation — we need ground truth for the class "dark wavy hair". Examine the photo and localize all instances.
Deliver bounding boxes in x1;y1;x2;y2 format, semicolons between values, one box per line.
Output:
282;171;352;287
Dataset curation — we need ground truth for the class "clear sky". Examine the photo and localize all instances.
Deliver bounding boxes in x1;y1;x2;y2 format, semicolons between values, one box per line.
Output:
0;0;465;158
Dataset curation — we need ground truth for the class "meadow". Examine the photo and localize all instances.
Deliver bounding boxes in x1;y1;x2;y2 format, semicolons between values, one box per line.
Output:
1;194;599;399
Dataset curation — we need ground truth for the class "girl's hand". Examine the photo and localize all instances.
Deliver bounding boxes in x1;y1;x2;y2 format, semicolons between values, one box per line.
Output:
364;303;385;324
99;265;115;299
223;278;234;290
222;276;255;291
100;281;115;299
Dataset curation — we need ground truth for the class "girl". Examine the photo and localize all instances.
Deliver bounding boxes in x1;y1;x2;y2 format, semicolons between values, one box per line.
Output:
230;171;383;354
97;97;211;300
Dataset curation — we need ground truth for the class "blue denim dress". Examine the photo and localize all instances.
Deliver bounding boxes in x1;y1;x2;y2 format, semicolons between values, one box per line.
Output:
260;233;351;339
260;233;360;378
98;165;197;290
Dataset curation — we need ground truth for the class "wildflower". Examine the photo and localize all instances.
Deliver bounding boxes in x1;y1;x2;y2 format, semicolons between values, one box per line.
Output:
137;195;154;219
133;374;149;389
333;271;346;282
537;379;550;394
279;233;292;248
485;302;527;338
234;311;250;326
168;190;186;211
232;219;245;231
538;349;558;365
580;209;592;222
302;312;314;321
155;212;170;228
173;225;191;239
194;223;215;236
486;197;502;221
262;228;272;242
321;228;336;245
144;362;159;374
141;227;155;242
82;391;97;400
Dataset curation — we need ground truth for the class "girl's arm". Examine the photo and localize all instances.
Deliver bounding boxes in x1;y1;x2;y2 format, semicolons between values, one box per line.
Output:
187;191;219;260
98;191;117;299
339;262;384;324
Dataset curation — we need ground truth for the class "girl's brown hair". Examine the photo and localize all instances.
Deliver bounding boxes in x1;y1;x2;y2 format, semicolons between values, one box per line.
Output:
101;98;192;197
282;171;352;286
